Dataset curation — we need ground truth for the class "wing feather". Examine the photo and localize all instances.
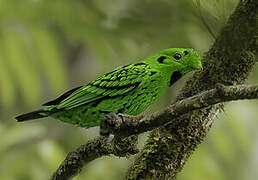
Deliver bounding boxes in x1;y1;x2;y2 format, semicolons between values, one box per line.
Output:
54;63;152;110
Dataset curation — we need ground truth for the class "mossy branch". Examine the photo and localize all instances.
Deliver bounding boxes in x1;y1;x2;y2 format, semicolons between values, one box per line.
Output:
51;136;139;180
102;84;258;137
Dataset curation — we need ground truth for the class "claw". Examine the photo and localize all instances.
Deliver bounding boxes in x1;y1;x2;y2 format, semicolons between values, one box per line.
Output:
100;113;123;136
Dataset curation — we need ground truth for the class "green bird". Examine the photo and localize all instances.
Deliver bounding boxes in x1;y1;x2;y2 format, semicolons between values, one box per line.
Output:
16;48;202;135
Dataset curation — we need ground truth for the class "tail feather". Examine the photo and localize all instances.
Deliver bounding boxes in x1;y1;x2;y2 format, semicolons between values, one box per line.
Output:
15;110;54;122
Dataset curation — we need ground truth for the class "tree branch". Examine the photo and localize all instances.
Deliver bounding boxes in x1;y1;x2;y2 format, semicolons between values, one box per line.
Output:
51;136;111;180
125;0;257;179
102;84;258;137
51;135;139;180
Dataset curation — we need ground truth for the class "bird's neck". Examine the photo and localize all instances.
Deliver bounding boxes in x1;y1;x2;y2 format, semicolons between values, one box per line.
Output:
169;71;183;87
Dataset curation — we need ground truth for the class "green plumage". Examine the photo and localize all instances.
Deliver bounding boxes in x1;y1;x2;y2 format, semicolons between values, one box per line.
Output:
16;48;202;129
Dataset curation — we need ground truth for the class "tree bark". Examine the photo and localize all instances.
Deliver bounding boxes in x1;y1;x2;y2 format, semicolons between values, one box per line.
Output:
51;136;139;180
125;0;257;179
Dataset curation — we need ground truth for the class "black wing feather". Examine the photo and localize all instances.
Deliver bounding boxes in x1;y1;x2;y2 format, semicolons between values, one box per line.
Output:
42;86;83;106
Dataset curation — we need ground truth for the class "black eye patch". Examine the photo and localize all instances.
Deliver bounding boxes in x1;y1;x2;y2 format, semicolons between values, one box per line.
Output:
157;56;166;63
170;71;182;86
184;51;189;55
173;53;182;60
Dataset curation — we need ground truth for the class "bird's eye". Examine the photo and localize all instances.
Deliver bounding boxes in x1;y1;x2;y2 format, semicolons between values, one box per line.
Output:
157;56;166;63
173;53;182;60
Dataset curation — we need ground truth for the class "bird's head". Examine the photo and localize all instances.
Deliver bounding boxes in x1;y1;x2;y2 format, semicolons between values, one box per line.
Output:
147;48;202;75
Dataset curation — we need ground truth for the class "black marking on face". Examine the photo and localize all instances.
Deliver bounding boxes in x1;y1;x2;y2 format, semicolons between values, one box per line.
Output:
184;51;189;55
157;56;166;63
170;71;182;87
150;72;157;76
173;53;182;60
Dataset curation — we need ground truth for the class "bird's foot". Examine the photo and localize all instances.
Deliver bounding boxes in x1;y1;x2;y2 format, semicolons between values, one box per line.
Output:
100;113;123;136
100;113;125;136
100;113;140;157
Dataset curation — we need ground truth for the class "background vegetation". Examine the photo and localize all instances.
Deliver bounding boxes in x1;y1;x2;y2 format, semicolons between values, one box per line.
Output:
0;0;257;179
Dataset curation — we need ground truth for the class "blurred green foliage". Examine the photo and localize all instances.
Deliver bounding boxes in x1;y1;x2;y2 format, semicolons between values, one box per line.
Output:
0;0;257;180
